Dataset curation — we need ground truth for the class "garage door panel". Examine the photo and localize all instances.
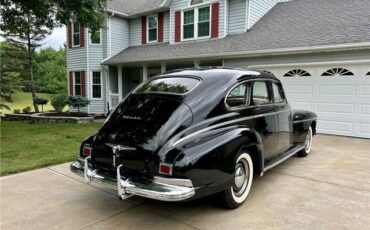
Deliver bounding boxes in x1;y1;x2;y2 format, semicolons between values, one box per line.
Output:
362;85;370;95
290;101;312;110
361;104;370;115
318;85;356;96
317;120;353;135
316;103;354;114
359;124;370;137
282;84;313;95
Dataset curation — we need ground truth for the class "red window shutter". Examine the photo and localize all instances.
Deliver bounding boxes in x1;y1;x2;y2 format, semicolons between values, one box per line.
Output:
80;25;85;47
211;2;219;38
67;23;72;48
141;16;147;44
158;13;164;43
69;72;74;95
81;71;86;97
174;11;181;42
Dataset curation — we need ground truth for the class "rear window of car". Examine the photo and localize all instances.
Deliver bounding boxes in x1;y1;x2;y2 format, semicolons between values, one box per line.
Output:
134;77;200;94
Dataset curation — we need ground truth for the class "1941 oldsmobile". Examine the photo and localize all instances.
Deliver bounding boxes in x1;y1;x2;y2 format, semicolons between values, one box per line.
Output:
71;68;317;209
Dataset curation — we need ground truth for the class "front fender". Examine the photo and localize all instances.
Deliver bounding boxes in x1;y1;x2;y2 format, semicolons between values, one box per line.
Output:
169;126;262;188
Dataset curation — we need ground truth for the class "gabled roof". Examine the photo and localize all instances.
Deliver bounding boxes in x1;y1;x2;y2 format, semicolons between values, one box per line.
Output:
106;0;168;16
104;0;370;65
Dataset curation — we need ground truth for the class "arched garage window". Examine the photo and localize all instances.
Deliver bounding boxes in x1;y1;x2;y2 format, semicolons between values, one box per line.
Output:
321;68;354;77
283;69;311;77
366;71;370;76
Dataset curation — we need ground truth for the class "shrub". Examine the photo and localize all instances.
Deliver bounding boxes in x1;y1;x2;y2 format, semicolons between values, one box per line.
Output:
33;96;49;112
67;96;90;115
22;106;32;113
51;94;67;113
14;109;21;114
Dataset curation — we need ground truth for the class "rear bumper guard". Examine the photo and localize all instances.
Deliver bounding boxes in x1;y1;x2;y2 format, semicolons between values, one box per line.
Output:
70;157;195;201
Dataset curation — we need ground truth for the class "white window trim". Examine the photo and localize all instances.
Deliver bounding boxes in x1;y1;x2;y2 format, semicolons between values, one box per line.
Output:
147;14;158;43
72;22;80;47
89;29;102;45
90;71;103;100
188;0;204;7
181;5;211;41
73;71;81;96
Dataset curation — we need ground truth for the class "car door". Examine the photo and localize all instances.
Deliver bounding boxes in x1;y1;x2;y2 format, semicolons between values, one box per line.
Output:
250;80;279;160
271;81;292;154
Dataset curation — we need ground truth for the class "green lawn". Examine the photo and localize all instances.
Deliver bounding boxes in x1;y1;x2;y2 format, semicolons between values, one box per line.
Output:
0;91;56;114
0;121;101;176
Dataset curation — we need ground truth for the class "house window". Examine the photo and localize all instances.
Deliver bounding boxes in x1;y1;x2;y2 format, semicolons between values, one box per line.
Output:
148;15;158;42
321;68;354;77
283;69;311;77
74;72;81;96
182;5;210;40
198;7;210;37
72;22;80;47
91;71;102;99
90;29;101;44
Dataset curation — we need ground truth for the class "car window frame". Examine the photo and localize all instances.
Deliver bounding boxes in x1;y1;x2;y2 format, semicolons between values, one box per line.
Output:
133;75;202;96
224;82;251;111
225;79;282;111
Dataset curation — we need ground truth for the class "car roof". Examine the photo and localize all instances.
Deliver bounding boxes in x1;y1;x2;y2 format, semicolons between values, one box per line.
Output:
157;67;278;82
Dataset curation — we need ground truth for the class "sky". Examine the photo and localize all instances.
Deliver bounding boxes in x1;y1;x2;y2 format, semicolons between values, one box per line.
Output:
0;26;66;50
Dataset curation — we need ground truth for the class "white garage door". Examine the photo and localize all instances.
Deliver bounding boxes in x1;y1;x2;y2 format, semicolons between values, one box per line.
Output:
257;62;370;138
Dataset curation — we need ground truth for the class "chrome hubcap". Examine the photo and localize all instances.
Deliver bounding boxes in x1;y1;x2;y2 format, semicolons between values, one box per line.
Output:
233;159;249;197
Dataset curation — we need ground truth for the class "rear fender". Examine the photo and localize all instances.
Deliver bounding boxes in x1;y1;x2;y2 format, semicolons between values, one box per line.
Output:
170;126;263;188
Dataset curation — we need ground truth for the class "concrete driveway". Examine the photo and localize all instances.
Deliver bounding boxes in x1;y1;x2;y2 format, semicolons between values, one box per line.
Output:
1;135;370;230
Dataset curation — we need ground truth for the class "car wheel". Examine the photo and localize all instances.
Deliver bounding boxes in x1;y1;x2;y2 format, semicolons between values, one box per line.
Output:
219;153;253;209
297;126;313;157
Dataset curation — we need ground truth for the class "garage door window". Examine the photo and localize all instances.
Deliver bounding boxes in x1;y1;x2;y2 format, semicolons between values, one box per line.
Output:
321;68;354;77
283;69;311;77
366;71;370;76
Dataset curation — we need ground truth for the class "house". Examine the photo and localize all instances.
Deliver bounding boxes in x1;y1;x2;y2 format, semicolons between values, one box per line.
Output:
66;0;370;138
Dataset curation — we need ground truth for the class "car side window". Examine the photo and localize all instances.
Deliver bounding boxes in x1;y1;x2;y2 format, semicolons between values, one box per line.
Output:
226;83;249;108
252;81;270;105
272;82;284;103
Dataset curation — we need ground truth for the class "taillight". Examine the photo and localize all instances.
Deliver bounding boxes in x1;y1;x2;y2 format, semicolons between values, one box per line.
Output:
82;146;92;157
159;163;173;175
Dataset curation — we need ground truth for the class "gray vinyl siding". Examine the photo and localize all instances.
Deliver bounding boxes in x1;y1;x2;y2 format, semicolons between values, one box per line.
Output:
129;17;142;47
103;18;108;58
228;0;246;34
111;16;129;56
248;0;281;29
169;0;226;44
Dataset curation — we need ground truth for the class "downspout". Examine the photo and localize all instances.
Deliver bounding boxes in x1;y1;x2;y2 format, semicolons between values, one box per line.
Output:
86;27;90;114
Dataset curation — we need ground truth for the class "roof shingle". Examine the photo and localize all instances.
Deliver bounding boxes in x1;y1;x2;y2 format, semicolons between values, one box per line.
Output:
104;0;370;65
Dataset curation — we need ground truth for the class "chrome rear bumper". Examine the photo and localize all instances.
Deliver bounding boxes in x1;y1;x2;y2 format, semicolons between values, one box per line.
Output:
70;157;195;201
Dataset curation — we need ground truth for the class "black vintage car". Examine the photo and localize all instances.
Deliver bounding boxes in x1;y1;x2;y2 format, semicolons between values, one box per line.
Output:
71;68;317;209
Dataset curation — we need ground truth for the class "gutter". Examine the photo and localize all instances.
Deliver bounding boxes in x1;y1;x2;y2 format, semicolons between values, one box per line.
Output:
103;42;370;65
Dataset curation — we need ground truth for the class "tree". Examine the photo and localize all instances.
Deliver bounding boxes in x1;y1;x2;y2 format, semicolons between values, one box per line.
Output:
1;0;108;111
34;47;67;94
0;41;27;102
67;96;90;116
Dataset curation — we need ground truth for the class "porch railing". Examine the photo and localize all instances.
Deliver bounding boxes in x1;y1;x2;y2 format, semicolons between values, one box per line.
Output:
109;93;120;109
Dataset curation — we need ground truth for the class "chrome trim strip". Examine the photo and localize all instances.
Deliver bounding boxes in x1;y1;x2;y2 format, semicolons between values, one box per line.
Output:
263;146;305;172
105;143;137;151
173;109;291;147
292;118;316;124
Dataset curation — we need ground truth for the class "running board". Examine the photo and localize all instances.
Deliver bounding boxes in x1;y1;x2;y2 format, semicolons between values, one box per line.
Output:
263;146;305;173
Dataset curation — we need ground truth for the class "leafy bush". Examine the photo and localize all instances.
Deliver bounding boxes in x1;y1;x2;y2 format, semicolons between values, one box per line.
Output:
51;94;67;113
22;106;31;113
67;96;90;115
14;109;21;114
